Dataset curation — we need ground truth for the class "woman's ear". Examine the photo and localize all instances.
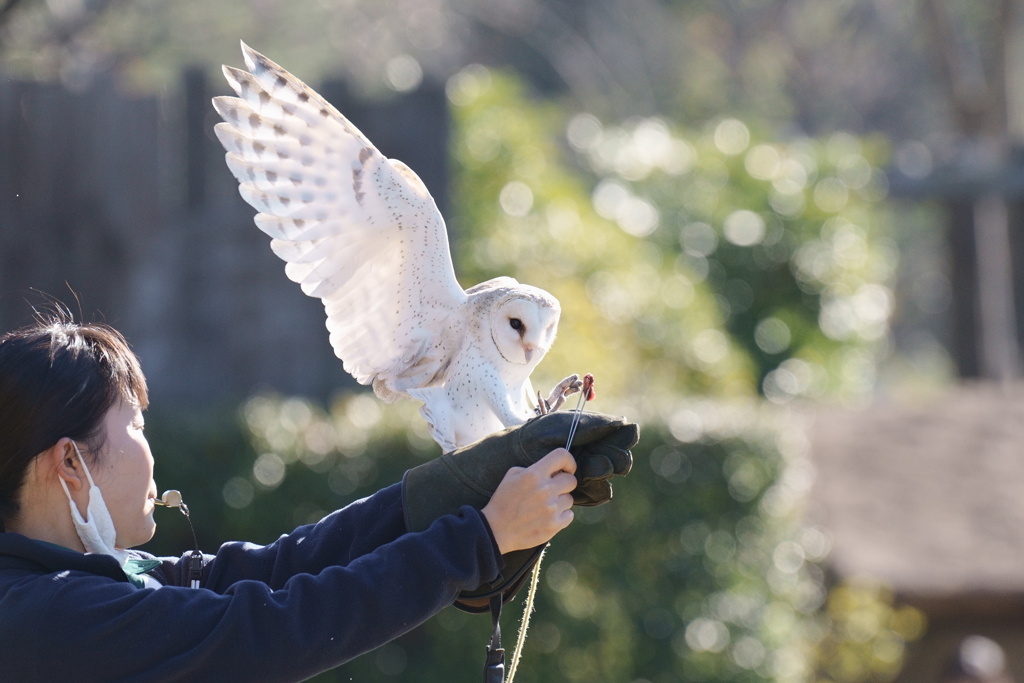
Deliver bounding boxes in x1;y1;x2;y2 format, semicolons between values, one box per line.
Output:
50;438;87;492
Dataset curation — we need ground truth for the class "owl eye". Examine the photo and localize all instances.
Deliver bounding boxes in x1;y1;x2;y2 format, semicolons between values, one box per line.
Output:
509;318;523;331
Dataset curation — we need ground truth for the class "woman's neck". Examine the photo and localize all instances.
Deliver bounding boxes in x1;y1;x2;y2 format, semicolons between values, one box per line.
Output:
6;460;87;552
5;509;86;552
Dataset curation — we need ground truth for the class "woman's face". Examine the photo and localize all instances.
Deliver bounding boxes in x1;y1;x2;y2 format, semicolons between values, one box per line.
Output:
89;400;158;549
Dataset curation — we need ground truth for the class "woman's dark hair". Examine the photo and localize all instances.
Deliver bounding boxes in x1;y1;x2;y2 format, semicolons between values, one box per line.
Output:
0;317;148;531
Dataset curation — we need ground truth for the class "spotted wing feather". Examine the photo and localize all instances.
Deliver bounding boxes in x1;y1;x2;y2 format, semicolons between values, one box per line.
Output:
213;42;467;398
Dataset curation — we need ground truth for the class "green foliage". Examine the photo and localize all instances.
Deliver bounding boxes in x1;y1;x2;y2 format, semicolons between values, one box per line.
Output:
814;579;927;683
142;395;441;558
145;394;828;683
569;115;896;404
143;392;926;683
448;67;755;405
448;64;897;406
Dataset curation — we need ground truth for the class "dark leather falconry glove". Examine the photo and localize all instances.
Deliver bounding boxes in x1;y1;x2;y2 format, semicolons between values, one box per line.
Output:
402;411;638;612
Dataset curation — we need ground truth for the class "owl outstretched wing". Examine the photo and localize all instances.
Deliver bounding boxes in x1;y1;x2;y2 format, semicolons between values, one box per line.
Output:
213;43;468;399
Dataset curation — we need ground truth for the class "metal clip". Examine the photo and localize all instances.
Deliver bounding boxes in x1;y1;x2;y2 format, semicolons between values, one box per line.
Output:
484;648;505;683
154;489;204;589
187;551;204;589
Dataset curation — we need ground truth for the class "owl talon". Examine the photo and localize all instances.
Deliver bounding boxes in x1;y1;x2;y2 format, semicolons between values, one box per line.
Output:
534;390;554;416
545;374;582;412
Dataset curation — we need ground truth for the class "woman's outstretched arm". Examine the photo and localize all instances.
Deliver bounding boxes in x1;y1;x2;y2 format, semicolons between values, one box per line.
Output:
2;501;501;683
162;482;421;591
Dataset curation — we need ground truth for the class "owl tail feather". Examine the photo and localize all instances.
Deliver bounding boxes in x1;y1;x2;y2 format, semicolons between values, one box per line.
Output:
407;386;457;452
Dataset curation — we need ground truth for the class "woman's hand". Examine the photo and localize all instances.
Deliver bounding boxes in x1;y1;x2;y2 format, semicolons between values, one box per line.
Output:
481;449;577;554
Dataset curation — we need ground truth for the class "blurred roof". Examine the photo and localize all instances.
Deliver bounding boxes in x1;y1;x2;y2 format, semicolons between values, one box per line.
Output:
808;382;1024;612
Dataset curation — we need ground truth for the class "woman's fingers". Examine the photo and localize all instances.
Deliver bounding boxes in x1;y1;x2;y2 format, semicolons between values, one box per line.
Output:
534;448;576;476
481;449;582;554
551;472;578;495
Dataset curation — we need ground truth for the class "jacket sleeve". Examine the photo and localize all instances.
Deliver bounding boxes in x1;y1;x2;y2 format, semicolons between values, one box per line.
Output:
8;487;502;683
177;482;419;590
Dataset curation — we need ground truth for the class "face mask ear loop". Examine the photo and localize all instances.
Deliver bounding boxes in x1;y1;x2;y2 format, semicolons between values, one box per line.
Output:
71;441;98;489
58;443;87;520
57;440;129;566
58;442;97;523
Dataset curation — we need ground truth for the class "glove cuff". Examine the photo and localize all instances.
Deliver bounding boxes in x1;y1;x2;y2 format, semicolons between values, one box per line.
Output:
451;543;546;613
402;443;543;613
403;453;503;533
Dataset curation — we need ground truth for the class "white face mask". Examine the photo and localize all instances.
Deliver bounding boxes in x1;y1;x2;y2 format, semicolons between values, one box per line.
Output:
59;442;130;566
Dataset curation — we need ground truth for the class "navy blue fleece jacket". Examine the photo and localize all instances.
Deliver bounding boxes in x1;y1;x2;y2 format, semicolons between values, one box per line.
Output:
0;482;503;682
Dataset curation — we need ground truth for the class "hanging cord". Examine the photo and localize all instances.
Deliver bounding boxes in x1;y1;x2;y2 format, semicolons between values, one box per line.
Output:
484;373;595;682
505;376;592;681
506;548;546;683
154;490;204;588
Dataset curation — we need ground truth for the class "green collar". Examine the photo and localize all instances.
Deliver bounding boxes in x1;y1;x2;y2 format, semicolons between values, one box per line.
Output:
28;539;160;588
122;558;162;589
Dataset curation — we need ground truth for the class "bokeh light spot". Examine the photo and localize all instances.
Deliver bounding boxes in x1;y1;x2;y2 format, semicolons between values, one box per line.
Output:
714;119;750;155
755;317;792;354
723;210;766;246
253;452;286;488
222;476;254;509
384;55;422;93
499;181;534;217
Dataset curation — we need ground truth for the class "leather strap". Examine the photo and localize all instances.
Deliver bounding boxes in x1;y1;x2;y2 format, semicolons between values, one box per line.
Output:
484;594;505;683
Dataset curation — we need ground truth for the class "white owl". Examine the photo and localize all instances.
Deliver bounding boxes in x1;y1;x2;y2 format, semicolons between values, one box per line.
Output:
212;43;579;451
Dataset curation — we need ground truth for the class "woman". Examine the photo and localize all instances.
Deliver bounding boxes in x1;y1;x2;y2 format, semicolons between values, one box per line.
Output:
0;317;636;682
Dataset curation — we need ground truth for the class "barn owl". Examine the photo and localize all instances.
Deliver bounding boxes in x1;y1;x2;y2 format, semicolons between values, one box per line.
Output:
212;43;579;451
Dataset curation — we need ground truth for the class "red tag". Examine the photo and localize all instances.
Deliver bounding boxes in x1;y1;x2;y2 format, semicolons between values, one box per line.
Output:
582;373;596;401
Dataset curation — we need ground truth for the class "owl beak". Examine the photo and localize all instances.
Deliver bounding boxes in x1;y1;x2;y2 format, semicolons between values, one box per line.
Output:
524;346;535;363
